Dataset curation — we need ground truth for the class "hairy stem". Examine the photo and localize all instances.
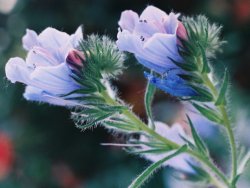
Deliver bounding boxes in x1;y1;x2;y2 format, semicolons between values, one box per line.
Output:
202;73;237;184
101;89;230;188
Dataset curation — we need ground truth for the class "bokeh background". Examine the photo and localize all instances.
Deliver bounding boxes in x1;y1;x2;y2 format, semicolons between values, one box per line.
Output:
0;0;250;187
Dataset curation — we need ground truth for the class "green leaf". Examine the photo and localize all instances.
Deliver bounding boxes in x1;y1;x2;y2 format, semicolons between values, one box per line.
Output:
144;81;156;129
128;145;188;188
192;103;223;123
215;69;229;106
186;115;208;154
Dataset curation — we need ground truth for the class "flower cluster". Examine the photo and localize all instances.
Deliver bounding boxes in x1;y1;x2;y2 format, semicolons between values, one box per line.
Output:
4;5;244;188
5;27;83;106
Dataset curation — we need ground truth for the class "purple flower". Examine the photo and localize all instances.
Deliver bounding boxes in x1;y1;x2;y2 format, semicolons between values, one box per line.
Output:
5;27;83;106
140;121;195;173
117;6;196;97
117;6;185;74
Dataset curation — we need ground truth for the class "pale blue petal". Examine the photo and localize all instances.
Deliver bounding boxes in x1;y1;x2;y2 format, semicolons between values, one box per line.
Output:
164;12;180;34
5;57;33;84
118;10;139;32
117;29;143;54
143;33;180;61
22;29;39;51
136;56;167;74
24;86;79;106
116;30;180;73
30;63;79;95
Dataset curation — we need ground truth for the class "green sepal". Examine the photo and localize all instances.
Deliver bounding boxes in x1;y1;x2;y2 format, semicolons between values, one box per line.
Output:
215;69;229;106
186;115;208;155
144;81;156;129
199;44;211;73
190;85;214;102
169;57;198;72
192;103;223;123
178;73;203;84
128;145;188;188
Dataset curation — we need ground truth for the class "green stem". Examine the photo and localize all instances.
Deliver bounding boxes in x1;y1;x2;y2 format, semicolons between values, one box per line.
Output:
202;74;237;183
101;90;230;188
189;150;230;188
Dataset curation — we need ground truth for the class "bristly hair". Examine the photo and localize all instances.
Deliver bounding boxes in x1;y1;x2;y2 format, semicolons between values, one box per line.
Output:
181;15;226;58
62;34;138;132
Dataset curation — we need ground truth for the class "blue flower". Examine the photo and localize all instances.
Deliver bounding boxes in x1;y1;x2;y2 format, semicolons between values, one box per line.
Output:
144;72;197;97
5;27;83;106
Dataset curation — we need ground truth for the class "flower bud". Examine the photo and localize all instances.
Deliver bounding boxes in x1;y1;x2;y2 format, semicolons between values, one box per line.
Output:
177;22;188;41
66;49;85;72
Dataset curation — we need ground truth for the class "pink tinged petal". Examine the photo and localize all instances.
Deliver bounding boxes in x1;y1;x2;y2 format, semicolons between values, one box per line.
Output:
30;63;78;95
140;6;167;23
134;21;160;39
163;12;180;34
118;10;139;32
38;27;70;50
22;29;39;51
140;6;168;33
5;57;33;84
26;46;61;68
24;86;79;107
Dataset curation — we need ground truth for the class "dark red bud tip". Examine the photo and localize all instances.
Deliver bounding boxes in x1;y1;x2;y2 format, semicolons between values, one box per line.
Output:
177;21;188;43
66;50;85;71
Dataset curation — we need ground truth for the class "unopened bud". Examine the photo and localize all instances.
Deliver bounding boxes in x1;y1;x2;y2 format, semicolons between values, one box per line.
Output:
177;22;188;41
66;50;85;72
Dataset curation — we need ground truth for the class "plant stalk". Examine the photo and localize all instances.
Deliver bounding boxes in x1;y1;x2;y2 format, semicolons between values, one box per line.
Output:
101;89;230;188
202;73;237;184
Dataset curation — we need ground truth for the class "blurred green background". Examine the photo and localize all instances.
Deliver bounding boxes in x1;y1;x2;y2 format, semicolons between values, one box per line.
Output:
0;0;250;187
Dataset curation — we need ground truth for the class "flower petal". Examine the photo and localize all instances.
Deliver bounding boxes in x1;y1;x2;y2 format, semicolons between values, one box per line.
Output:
118;10;139;32
143;33;180;62
5;57;32;84
22;29;39;51
24;86;79;106
163;12;180;34
140;6;167;24
38;27;70;50
117;30;176;73
30;63;79;95
26;46;61;67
